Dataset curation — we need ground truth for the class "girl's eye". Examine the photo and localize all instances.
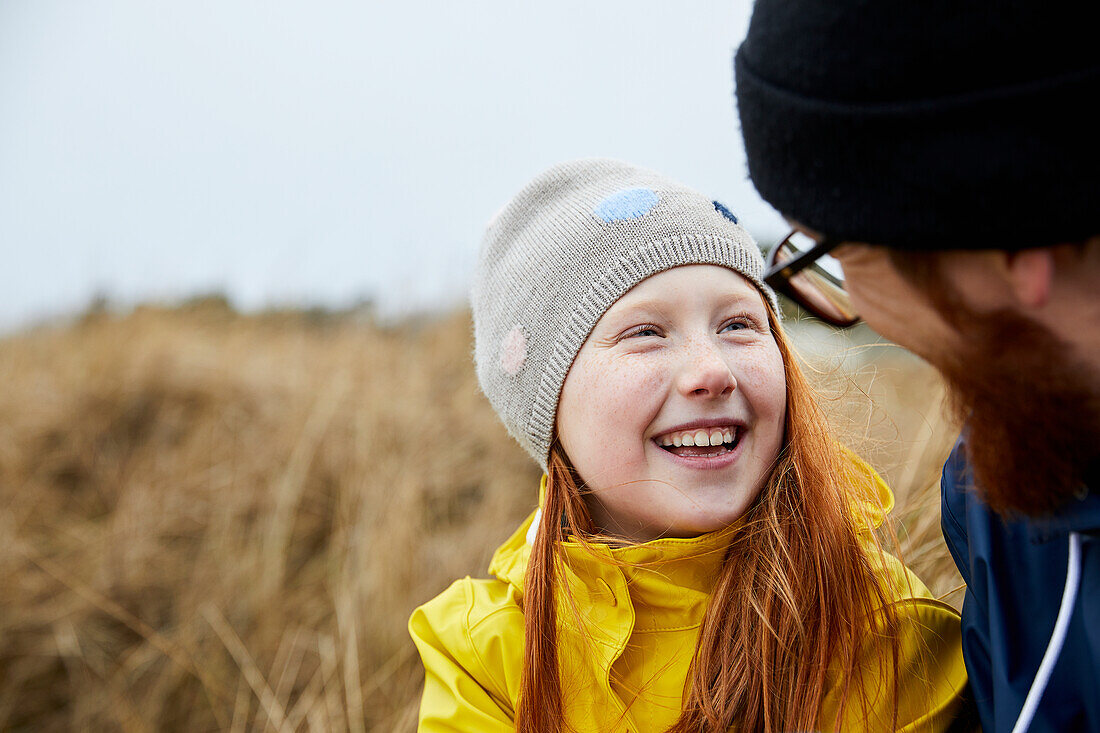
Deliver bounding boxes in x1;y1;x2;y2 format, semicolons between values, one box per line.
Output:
624;325;662;339
720;315;768;334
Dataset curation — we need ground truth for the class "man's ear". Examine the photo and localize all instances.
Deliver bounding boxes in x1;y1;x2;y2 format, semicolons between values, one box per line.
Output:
1005;248;1054;309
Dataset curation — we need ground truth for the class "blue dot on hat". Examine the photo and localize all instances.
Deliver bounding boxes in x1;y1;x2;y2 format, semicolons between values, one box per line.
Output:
712;200;738;224
593;187;659;223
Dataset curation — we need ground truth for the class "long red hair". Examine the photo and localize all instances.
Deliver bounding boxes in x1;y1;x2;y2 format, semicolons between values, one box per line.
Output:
516;310;901;732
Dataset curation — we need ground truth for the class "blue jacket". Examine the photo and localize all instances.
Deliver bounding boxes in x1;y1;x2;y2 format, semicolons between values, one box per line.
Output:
941;438;1100;732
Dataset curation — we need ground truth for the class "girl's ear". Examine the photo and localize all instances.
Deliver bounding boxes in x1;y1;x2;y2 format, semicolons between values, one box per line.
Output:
1005;248;1054;309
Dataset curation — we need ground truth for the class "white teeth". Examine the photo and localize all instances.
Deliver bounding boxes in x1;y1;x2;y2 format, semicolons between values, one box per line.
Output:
655;425;739;448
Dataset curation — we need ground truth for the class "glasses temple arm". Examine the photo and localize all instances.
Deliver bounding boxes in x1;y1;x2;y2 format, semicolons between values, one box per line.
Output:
763;237;840;286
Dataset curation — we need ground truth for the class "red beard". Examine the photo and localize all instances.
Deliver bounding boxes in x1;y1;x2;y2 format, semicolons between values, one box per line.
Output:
932;308;1099;516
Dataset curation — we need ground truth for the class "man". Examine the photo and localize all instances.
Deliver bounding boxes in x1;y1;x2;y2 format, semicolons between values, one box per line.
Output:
734;1;1099;731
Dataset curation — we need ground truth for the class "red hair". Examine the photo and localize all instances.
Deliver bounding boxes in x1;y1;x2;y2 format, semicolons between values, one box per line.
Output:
516;310;901;732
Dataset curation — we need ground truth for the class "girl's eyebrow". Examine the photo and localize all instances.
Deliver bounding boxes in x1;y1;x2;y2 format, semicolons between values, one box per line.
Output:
609;299;665;317
600;300;672;329
610;292;766;322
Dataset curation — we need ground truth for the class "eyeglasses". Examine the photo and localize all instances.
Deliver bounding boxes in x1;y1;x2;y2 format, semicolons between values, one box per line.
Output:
763;230;859;328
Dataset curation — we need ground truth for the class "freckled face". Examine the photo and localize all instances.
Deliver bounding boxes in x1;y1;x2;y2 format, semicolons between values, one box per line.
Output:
556;265;787;542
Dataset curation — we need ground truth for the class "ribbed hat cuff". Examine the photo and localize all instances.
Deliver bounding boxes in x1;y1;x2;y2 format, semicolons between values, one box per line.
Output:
736;51;1100;249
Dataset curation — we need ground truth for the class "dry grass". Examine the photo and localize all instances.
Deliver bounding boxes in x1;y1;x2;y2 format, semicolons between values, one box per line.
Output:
0;300;961;732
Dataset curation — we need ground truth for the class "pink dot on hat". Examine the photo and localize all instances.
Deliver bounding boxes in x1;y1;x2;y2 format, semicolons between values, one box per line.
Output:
500;326;527;375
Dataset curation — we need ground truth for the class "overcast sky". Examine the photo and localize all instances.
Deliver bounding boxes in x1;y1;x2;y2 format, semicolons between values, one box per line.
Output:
0;1;786;331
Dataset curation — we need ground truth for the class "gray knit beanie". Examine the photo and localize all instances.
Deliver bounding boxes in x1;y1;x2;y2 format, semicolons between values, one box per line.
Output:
472;158;778;470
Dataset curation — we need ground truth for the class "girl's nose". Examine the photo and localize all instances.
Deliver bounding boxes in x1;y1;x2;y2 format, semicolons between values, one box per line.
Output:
677;340;736;398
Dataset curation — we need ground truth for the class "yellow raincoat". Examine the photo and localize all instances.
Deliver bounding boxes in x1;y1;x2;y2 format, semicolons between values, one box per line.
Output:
410;465;969;731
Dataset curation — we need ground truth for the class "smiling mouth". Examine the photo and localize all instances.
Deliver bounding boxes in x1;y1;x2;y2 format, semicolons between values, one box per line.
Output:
654;426;740;458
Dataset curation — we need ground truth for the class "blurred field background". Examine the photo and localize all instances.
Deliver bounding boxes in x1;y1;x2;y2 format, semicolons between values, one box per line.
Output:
0;299;962;732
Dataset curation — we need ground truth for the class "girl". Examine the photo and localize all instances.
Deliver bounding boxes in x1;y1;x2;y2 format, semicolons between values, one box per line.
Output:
410;159;969;732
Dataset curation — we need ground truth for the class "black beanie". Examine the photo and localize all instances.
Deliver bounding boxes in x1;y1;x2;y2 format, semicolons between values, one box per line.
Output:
735;0;1100;250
